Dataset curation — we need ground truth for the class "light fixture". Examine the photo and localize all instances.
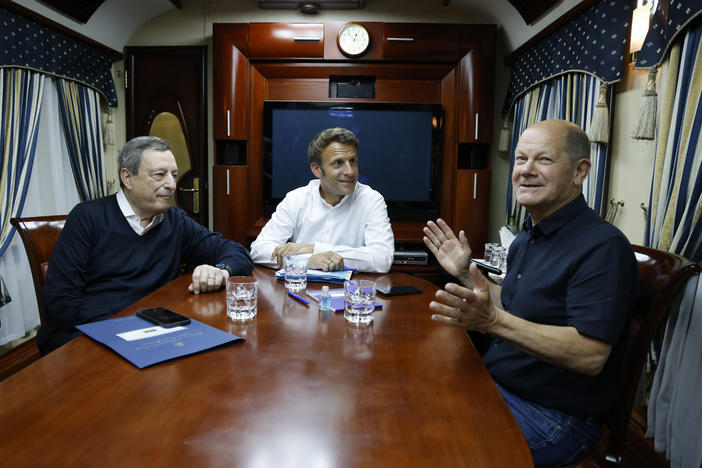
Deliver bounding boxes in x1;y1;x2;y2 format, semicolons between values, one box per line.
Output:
298;2;321;14
630;0;652;63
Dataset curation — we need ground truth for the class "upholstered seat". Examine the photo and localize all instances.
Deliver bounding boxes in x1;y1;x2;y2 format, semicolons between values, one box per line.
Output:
9;215;67;325
0;215;67;381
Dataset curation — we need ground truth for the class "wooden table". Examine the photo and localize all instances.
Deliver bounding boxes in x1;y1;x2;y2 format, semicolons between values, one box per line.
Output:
0;267;531;467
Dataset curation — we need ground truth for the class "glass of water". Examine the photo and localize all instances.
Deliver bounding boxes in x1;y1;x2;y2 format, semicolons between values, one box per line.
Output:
284;255;308;292
344;280;376;325
226;276;258;321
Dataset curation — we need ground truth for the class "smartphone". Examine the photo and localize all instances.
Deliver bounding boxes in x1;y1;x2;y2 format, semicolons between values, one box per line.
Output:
470;259;503;275
376;285;422;296
136;307;191;328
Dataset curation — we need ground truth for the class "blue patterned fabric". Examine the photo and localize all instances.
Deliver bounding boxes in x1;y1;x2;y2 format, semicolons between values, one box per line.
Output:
56;79;106;201
0;6;118;106
503;0;631;114
0;68;45;258
645;21;702;262
635;0;702;69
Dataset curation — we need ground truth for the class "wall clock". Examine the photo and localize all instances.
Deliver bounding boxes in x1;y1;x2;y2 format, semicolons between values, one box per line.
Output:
337;23;371;58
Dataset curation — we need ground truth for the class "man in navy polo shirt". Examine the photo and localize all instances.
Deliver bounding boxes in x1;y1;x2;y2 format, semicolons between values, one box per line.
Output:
423;119;638;467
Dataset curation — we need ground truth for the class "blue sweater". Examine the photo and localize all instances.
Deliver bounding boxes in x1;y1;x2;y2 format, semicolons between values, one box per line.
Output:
38;195;253;354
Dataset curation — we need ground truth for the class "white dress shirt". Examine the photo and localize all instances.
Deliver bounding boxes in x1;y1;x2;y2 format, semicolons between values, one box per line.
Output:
250;180;394;273
116;190;164;236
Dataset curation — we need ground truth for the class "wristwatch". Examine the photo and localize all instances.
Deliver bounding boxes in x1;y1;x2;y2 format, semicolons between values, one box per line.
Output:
215;263;233;276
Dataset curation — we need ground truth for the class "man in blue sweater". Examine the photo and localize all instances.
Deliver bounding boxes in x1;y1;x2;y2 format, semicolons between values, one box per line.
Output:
38;136;253;355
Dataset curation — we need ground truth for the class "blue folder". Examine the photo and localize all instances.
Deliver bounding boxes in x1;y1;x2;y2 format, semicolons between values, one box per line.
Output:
77;315;244;369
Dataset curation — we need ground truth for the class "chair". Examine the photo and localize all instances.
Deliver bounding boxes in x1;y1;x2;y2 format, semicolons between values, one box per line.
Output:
9;215;67;326
567;245;701;467
0;215;67;381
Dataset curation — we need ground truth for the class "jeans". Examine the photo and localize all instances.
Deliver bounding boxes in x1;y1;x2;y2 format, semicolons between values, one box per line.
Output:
497;383;603;467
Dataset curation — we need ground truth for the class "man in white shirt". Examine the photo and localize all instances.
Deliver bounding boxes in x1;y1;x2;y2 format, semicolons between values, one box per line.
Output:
250;128;394;273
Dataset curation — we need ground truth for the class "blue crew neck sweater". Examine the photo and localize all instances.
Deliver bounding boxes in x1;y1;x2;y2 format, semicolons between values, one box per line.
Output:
38;194;252;354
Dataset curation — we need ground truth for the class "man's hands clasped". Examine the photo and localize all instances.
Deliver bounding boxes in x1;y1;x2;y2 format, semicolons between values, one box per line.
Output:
271;242;344;272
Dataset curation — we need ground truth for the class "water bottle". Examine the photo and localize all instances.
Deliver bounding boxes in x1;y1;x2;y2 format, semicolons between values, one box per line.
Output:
319;285;332;312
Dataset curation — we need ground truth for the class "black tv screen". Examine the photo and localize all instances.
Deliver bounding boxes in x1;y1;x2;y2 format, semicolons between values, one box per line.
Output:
262;101;443;220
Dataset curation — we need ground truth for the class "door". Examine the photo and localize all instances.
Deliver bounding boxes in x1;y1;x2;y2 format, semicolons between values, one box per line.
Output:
125;46;208;226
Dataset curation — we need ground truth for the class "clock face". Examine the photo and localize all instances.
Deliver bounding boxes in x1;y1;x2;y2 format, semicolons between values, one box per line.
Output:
337;23;371;58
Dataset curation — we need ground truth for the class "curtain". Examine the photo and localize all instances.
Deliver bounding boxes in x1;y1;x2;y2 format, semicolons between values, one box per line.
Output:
503;0;630;114
0;6;119;106
505;73;611;227
55;79;106;201
0;81;80;345
645;23;702;468
0;68;45;257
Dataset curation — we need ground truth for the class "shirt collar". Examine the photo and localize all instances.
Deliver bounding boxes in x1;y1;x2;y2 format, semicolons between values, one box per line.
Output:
116;189;164;235
526;194;588;238
310;179;358;208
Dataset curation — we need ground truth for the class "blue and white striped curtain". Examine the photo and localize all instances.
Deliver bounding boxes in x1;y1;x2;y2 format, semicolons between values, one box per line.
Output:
645;25;702;262
505;73;611;228
55;79;106;201
0;68;45;257
644;22;702;468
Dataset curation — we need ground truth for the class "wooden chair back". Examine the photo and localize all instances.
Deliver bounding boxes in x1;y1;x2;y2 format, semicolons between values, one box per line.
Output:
9;215;67;326
569;244;701;467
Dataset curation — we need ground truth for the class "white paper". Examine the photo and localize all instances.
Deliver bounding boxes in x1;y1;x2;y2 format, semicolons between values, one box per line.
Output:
117;325;186;342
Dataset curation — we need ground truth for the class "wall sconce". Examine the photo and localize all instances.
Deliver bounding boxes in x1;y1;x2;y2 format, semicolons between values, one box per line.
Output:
630;1;652;63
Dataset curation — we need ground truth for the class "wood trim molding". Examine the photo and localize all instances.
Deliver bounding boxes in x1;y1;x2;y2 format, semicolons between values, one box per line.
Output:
505;0;601;65
0;0;122;59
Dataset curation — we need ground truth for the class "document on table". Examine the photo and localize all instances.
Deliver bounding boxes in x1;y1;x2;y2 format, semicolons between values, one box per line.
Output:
306;288;383;313
275;267;355;284
77;315;244;369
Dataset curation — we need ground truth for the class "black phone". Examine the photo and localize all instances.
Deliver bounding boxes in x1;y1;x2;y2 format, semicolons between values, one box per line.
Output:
470;259;503;275
376;285;422;296
136;307;191;328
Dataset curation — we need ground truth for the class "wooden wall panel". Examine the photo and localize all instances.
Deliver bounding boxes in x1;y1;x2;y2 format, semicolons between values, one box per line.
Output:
453;169;491;254
213;165;248;243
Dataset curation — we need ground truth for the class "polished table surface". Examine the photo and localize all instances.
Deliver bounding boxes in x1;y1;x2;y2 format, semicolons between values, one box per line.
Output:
0;267;531;467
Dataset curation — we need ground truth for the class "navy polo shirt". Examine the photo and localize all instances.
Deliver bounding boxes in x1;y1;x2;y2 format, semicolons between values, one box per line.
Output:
483;195;639;419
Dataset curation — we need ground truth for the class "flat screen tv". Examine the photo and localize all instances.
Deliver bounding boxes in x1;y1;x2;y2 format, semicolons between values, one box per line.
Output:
262;101;443;221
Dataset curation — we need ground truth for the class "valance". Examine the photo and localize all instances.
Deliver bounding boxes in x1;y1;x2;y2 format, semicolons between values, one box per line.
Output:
503;0;632;114
0;6;118;106
634;0;702;69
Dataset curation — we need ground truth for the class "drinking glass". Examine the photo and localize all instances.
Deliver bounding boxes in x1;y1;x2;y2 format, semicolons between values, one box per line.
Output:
284;255;308;292
343;280;376;325
226;276;258;321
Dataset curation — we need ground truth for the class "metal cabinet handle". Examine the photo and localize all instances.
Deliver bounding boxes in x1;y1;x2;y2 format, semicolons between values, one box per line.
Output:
387;37;415;42
226;109;231;137
178;187;198;192
293;37;322;42
473;173;478;200
475;113;479;140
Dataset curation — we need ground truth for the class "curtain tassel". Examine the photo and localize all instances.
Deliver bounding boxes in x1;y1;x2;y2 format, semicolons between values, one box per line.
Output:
103;107;115;146
632;68;658;140
587;82;610;144
497;116;510;152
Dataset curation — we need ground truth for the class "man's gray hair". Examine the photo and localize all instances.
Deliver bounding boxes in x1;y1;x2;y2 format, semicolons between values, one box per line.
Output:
307;128;358;166
562;122;591;163
118;136;171;188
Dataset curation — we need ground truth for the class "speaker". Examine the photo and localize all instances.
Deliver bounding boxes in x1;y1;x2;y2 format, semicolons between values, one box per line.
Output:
329;76;375;99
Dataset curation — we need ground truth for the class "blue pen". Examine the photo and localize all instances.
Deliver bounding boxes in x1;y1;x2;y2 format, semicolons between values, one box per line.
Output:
287;291;310;306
